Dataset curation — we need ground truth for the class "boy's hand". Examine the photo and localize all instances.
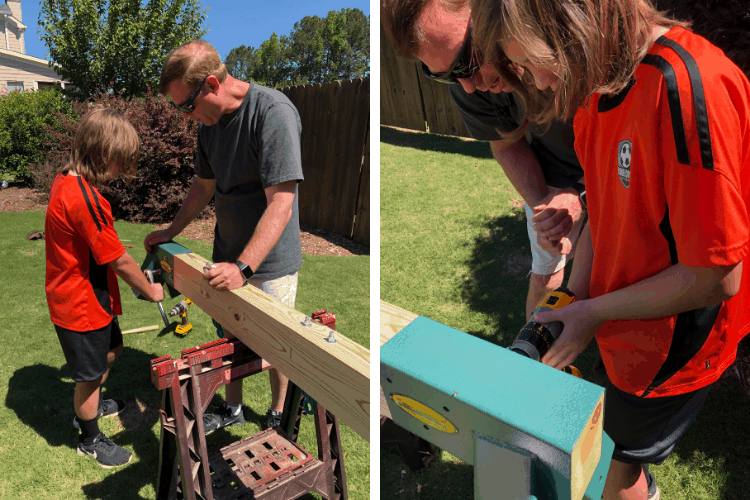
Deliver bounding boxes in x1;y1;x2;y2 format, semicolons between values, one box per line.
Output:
144;229;172;252
534;299;603;369
203;263;245;291
150;282;165;303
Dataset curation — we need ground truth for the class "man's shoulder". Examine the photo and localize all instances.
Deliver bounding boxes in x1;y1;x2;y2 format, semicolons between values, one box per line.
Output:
249;82;300;114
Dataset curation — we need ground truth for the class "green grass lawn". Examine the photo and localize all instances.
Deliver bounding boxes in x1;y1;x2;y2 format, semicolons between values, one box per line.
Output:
0;210;369;499
380;125;750;500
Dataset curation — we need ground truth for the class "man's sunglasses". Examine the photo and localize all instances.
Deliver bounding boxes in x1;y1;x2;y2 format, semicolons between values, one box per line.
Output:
170;76;207;113
421;22;480;84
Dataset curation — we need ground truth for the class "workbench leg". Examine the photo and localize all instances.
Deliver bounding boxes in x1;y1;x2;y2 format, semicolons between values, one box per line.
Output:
156;388;179;500
279;382;305;441
315;405;348;500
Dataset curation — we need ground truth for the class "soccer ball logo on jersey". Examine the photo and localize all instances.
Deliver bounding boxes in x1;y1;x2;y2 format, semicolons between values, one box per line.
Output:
618;140;632;188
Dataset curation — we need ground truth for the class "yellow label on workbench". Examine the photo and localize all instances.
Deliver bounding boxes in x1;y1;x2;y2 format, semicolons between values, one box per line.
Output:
391;394;458;434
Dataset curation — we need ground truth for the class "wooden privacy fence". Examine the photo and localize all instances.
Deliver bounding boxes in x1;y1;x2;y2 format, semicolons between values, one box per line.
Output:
279;77;370;246
380;24;470;138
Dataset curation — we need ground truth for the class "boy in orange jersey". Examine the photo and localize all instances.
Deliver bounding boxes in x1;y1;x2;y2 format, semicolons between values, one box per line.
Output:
45;107;164;468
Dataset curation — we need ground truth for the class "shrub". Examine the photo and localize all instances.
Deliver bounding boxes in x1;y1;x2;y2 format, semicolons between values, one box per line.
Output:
30;91;209;224
0;89;73;185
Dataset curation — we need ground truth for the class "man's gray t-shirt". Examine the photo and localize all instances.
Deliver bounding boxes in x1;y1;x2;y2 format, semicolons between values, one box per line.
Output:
195;82;304;280
449;86;583;190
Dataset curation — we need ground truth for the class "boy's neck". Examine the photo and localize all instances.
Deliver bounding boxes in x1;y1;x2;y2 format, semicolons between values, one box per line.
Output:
68;169;79;177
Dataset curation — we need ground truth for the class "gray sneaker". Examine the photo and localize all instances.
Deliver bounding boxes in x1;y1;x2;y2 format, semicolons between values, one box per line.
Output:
203;403;245;435
76;433;132;468
73;398;126;430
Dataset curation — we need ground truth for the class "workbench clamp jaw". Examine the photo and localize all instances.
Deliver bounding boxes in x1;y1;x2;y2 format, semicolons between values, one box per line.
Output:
132;242;192;301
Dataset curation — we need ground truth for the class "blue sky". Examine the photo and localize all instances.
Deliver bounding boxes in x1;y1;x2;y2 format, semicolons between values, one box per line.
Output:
20;0;371;61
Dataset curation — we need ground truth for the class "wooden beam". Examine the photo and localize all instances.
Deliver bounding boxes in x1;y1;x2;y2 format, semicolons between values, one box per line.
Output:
379;301;419;418
171;252;370;442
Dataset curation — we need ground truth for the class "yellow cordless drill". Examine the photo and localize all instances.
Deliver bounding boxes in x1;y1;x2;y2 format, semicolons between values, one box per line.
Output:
168;299;193;337
510;287;582;377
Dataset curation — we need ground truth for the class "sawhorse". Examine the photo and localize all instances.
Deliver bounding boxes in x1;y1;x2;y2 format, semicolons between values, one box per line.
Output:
151;337;348;500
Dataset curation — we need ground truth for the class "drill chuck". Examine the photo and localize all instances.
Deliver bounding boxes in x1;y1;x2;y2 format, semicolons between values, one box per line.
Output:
168;300;190;317
510;287;576;362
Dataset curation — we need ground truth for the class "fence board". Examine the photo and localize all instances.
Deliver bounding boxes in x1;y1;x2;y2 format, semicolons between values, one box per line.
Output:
380;24;426;131
280;78;370;245
353;124;370;245
417;71;471;137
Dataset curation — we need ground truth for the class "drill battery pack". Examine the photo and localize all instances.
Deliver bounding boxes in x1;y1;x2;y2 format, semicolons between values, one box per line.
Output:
311;309;336;331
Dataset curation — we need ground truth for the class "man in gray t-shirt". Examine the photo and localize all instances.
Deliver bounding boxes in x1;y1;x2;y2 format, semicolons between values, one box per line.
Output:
383;0;586;320
145;39;303;432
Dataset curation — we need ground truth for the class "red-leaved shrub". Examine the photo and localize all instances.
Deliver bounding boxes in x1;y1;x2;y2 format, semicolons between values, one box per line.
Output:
30;90;209;224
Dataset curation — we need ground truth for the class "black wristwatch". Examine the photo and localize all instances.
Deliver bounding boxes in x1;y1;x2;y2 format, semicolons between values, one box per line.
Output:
235;261;254;282
573;182;587;211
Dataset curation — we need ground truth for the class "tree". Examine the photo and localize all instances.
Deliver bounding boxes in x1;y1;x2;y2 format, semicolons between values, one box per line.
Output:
39;0;208;100
224;8;369;88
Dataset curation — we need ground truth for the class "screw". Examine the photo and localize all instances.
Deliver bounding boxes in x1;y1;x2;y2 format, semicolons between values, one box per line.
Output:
301;315;312;327
326;330;337;343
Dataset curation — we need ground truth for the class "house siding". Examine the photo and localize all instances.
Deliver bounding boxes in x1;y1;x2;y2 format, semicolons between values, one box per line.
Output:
0;53;63;92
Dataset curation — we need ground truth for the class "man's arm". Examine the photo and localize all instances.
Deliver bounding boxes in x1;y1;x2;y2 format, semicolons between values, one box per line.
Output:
144;176;216;252
204;180;297;291
537;258;743;369
490;139;549;208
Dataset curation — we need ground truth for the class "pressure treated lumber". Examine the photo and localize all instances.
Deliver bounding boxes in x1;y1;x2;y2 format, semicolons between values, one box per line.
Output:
171;252;370;442
380;301;419;419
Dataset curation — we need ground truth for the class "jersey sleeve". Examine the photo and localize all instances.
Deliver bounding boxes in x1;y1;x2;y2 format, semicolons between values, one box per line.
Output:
448;85;519;140
664;66;750;267
68;180;126;265
257;102;304;188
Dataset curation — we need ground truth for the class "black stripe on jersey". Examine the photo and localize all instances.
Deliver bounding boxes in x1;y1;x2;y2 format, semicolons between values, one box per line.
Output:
88;186;109;229
641;303;721;397
642;55;690;165
597;78;635;113
655;36;715;171
77;177;102;232
658;206;679;265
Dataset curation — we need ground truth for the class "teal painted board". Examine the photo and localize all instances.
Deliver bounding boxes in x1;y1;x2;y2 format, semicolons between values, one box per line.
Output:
381;316;605;456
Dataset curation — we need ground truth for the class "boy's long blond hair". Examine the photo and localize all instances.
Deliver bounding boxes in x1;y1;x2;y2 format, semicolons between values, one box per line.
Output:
60;106;139;186
470;0;685;138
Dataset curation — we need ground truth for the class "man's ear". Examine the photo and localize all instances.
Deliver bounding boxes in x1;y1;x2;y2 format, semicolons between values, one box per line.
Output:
205;74;221;94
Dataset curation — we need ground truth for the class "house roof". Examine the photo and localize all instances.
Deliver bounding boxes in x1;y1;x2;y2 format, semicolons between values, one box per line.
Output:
0;47;57;68
0;5;12;16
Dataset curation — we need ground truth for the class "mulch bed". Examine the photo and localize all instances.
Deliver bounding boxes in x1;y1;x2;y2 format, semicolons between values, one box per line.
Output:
0;184;368;257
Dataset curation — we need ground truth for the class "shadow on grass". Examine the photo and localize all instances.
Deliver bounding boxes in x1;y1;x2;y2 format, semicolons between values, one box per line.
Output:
665;378;750;500
381;125;493;161
459;210;531;345
6;346;163;499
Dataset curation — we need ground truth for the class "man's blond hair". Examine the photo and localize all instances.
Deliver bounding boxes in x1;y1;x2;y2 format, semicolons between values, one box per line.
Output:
60;106;139;186
159;39;228;95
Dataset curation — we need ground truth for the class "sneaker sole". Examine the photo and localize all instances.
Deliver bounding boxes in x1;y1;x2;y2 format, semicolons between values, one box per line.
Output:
649;487;660;500
76;446;132;469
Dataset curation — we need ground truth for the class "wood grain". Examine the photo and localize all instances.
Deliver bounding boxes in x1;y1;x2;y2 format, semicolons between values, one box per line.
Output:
379;301;419;418
171;252;370;442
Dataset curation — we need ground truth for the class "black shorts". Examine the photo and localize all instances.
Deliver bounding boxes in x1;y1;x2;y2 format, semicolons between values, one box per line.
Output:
604;378;711;465
55;317;123;382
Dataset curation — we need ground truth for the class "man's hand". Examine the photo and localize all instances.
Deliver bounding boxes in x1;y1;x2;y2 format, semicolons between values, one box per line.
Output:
531;188;584;255
144;229;172;253
534;299;604;369
203;262;245;291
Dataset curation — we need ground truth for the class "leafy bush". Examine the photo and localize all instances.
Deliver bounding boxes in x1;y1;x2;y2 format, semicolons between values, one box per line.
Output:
30;91;209;224
0;89;73;185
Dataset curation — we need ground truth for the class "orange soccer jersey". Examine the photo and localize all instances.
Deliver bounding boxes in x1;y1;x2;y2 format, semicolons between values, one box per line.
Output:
574;27;750;397
45;172;125;331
